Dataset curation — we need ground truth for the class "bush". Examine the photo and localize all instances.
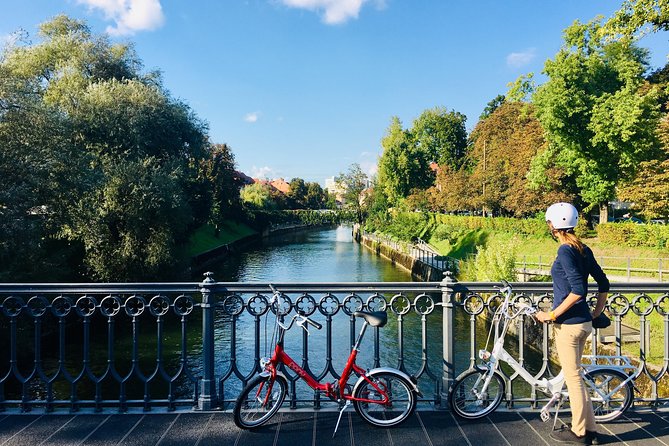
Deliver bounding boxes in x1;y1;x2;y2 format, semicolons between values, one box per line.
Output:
460;239;517;282
597;223;669;249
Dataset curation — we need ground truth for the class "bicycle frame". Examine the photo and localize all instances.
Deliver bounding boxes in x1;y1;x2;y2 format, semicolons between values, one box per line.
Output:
262;316;391;405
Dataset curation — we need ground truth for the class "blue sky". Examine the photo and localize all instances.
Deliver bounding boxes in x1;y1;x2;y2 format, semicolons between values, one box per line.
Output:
1;1;667;185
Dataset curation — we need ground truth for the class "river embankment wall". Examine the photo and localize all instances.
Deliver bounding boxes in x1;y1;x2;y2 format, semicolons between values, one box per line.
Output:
352;225;444;282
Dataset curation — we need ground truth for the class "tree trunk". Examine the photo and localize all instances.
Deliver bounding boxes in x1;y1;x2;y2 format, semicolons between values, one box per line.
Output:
599;203;608;225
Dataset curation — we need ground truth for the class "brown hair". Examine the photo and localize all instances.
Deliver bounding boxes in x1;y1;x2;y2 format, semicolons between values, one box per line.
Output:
556;229;585;255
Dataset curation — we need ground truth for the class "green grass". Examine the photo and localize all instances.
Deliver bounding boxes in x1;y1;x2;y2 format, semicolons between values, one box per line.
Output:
188;221;257;256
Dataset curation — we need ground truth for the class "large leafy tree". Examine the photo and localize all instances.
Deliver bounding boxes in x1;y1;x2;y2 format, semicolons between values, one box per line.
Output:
412;107;468;169
469;102;574;216
531;19;661;222
377;117;432;205
1;15;211;280
601;0;669;39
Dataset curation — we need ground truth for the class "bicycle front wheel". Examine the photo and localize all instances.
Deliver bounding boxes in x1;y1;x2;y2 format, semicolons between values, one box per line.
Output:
449;369;505;419
233;374;287;429
352;371;417;427
584;369;633;422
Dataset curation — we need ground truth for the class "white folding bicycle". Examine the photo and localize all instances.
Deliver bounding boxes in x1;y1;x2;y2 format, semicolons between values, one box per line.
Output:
449;280;636;429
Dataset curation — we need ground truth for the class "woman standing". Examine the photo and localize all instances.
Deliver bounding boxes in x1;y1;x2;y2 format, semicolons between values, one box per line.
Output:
535;203;609;445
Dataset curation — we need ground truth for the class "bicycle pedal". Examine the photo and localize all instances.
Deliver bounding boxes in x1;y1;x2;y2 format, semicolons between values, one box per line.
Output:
540;410;550;422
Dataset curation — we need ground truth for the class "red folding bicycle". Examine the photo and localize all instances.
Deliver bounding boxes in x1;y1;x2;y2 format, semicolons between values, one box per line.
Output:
233;293;421;433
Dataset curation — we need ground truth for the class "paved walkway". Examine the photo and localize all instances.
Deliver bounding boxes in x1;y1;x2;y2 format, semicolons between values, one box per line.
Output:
1;407;668;446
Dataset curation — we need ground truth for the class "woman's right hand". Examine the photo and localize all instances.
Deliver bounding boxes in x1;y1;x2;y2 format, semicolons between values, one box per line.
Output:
535;311;553;324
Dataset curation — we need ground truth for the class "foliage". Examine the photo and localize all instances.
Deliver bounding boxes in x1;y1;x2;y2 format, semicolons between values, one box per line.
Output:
198;144;244;230
412;106;468;169
460;240;518;282
287;178;329;209
469;102;573;216
427;165;474;212
531;18;661;218
596;222;669;249
479;95;506;121
0;15;215;280
241;182;282;210
335;163;369;224
377;117;431;205
600;0;669;40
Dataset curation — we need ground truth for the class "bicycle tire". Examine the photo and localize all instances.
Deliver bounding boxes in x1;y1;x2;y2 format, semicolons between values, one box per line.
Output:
449;369;505;419
233;373;288;429
352;370;417;427
584;368;633;422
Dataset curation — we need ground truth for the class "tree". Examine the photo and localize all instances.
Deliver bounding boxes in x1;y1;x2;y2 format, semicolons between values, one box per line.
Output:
240;182;280;210
304;181;328;209
601;0;669;40
287;178;308;208
199;143;243;232
377;117;432;205
479;95;506;121
531;19;661;222
411;106;468;169
469;102;574;216
0;15;210;280
428;165;474;213
335;163;369;224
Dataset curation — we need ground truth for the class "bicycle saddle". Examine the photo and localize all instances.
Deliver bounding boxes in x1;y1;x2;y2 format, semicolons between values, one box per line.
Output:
353;311;387;327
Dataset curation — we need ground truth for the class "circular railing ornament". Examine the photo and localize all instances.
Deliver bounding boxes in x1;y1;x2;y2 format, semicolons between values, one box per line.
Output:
536;294;553;312
319;293;341;316
462;294;485;316
149;295;171;317
247;294;269;316
124;295;146;317
631;293;654;317
486;293;504;316
413;293;435;316
2;296;24;317
366;293;387;312
51;296;73;317
173;295;195;316
296;293;316;316
75;295;97;317
608;293;630;317
27;296;49;317
100;295;122;317
222;294;245;316
271;293;292;316
655;294;669;316
342;294;363;315
389;294;411;316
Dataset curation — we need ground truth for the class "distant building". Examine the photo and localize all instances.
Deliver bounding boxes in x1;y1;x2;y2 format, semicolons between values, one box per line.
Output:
325;176;346;205
270;178;290;194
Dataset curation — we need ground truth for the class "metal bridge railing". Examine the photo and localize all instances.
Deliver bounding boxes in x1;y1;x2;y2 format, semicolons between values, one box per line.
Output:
2;276;669;413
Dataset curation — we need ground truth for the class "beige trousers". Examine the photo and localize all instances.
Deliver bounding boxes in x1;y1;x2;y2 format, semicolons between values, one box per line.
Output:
553;322;596;436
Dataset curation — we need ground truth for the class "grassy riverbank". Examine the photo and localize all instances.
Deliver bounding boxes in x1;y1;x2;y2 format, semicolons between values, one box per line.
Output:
187;221;257;257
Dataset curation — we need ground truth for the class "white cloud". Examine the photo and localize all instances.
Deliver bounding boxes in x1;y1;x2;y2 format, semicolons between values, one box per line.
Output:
506;48;536;68
251;166;274;179
244;112;260;123
77;0;165;36
280;0;385;25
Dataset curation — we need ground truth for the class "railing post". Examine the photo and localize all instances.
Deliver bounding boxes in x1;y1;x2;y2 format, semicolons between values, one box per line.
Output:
198;272;218;410
440;271;457;408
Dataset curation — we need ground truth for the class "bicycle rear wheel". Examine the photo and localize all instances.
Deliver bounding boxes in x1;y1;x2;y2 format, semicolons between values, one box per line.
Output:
449;369;505;419
352;371;417;427
233;374;288;429
584;369;633;422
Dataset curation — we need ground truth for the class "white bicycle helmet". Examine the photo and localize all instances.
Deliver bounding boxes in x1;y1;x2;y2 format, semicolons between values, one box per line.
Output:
545;202;579;229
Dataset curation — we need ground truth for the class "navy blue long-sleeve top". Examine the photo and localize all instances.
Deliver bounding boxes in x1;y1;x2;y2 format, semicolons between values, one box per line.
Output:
550;243;610;325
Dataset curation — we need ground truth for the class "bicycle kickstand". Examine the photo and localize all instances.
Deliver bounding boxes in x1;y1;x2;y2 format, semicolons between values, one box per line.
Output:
333;400;351;438
551;397;569;432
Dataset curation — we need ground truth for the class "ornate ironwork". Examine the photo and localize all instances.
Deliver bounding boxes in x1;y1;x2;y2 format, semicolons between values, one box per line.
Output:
1;279;669;413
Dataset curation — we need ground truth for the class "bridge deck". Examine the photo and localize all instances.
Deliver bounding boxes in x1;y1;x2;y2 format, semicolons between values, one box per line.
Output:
1;407;667;446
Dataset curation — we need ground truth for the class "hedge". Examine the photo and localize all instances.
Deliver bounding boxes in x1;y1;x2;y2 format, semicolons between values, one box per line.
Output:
596;223;669;249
